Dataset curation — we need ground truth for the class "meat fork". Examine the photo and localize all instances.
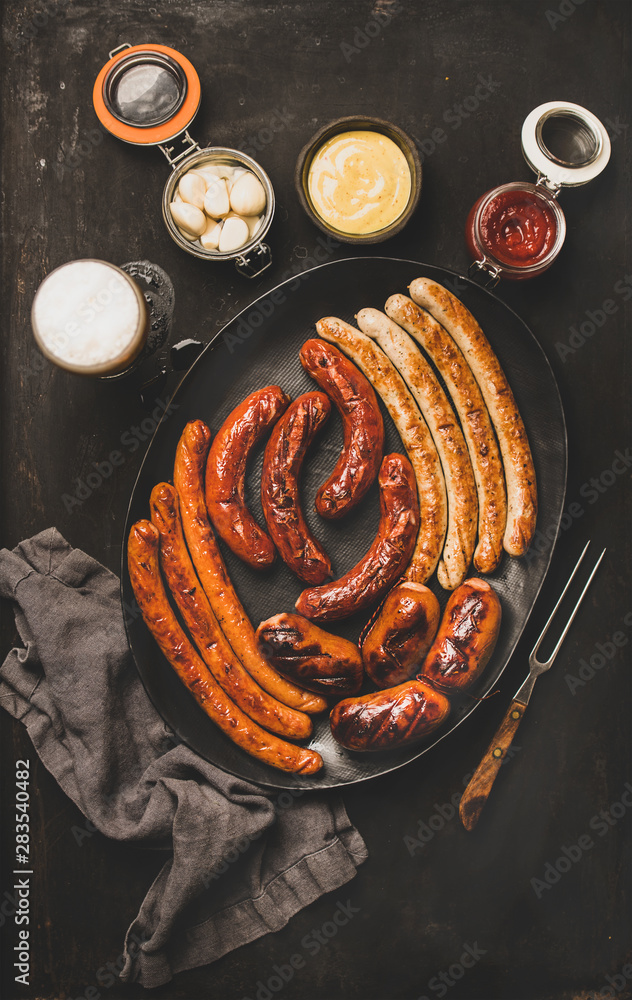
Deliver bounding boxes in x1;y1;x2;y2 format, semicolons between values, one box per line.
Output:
459;542;606;831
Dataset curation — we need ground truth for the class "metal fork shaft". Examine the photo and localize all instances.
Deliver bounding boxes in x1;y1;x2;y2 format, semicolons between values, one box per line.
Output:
459;542;605;831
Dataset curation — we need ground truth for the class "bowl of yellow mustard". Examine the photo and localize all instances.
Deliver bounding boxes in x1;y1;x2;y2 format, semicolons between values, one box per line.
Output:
295;116;421;244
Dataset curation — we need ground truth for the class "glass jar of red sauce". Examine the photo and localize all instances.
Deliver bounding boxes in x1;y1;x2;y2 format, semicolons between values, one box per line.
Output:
466;102;610;285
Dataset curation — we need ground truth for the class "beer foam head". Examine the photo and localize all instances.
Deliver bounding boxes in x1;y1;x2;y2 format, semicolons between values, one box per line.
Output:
32;260;142;370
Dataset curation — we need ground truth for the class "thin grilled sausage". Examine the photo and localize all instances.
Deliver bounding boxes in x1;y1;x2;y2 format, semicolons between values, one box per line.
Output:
261;392;333;585
127;520;323;774
174;420;327;714
361;581;441;689
295;453;419;622
150;482;312;739
255;613;363;697
205;386;290;570
357;307;478;589
330;678;450;752
409;277;537;557
315;317;446;584
384;294;506;574
420;578;502;694
299;338;384;518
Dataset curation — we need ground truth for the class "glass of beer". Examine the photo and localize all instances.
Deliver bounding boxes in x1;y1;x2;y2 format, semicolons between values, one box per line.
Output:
31;259;150;377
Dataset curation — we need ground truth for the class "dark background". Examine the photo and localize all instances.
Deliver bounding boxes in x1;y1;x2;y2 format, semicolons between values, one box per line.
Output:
1;1;630;998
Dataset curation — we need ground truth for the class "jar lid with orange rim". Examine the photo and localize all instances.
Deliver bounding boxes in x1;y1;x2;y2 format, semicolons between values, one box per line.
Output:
93;44;275;278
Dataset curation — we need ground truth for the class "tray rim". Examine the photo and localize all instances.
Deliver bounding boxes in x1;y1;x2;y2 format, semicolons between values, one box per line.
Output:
120;255;568;790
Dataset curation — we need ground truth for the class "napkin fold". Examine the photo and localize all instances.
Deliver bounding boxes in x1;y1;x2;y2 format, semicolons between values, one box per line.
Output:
0;529;367;989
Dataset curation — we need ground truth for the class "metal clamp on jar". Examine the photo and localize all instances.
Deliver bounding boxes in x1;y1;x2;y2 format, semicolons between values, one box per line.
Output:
465;101;611;285
93;44;274;278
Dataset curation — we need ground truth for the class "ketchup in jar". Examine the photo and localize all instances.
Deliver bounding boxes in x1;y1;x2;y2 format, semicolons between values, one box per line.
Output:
466;102;611;285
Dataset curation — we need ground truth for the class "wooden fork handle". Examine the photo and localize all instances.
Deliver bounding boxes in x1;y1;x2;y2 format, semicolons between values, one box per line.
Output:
459;699;526;831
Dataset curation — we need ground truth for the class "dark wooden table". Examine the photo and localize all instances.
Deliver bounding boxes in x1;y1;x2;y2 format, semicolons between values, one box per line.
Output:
1;2;630;998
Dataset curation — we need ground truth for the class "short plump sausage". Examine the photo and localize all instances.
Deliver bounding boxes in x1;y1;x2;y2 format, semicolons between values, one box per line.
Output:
420;578;502;694
330;678;450;752
255;613;363;697
361;582;441;689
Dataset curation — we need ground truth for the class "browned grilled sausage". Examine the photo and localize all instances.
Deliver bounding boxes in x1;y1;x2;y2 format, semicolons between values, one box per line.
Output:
174;420;327;714
255;613;363;697
205;386;290;570
330;678;450;751
127;520;323;774
299;338;384;519
361;582;441;689
150;482;312;739
261;392;333;584
420;578;502;694
295;453;419;622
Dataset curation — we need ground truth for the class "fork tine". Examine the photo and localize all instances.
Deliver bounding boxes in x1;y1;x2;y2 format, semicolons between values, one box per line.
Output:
531;543;606;667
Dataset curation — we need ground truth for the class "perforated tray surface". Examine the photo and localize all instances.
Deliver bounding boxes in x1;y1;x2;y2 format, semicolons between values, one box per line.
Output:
121;257;567;789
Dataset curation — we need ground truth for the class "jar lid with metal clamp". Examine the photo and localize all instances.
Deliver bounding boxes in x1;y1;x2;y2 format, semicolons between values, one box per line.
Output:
93;43;274;279
465;101;611;286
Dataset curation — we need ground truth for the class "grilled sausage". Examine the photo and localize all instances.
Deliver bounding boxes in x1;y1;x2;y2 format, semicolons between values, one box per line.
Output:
356;307;478;590
315;317;446;584
261;392;333;584
330;678;450;752
150;482;312;739
409;277;537;557
295;453;419;622
127;520;323;774
174;420;327;714
384;294;506;574
205;385;290;570
420;578;502;694
255;613;363;697
361;581;441;689
299;338;384;518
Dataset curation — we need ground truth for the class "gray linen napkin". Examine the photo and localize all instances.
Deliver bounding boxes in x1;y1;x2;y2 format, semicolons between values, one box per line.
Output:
0;528;368;989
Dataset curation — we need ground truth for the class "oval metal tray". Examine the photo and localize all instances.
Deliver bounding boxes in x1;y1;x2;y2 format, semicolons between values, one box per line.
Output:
121;257;567;789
